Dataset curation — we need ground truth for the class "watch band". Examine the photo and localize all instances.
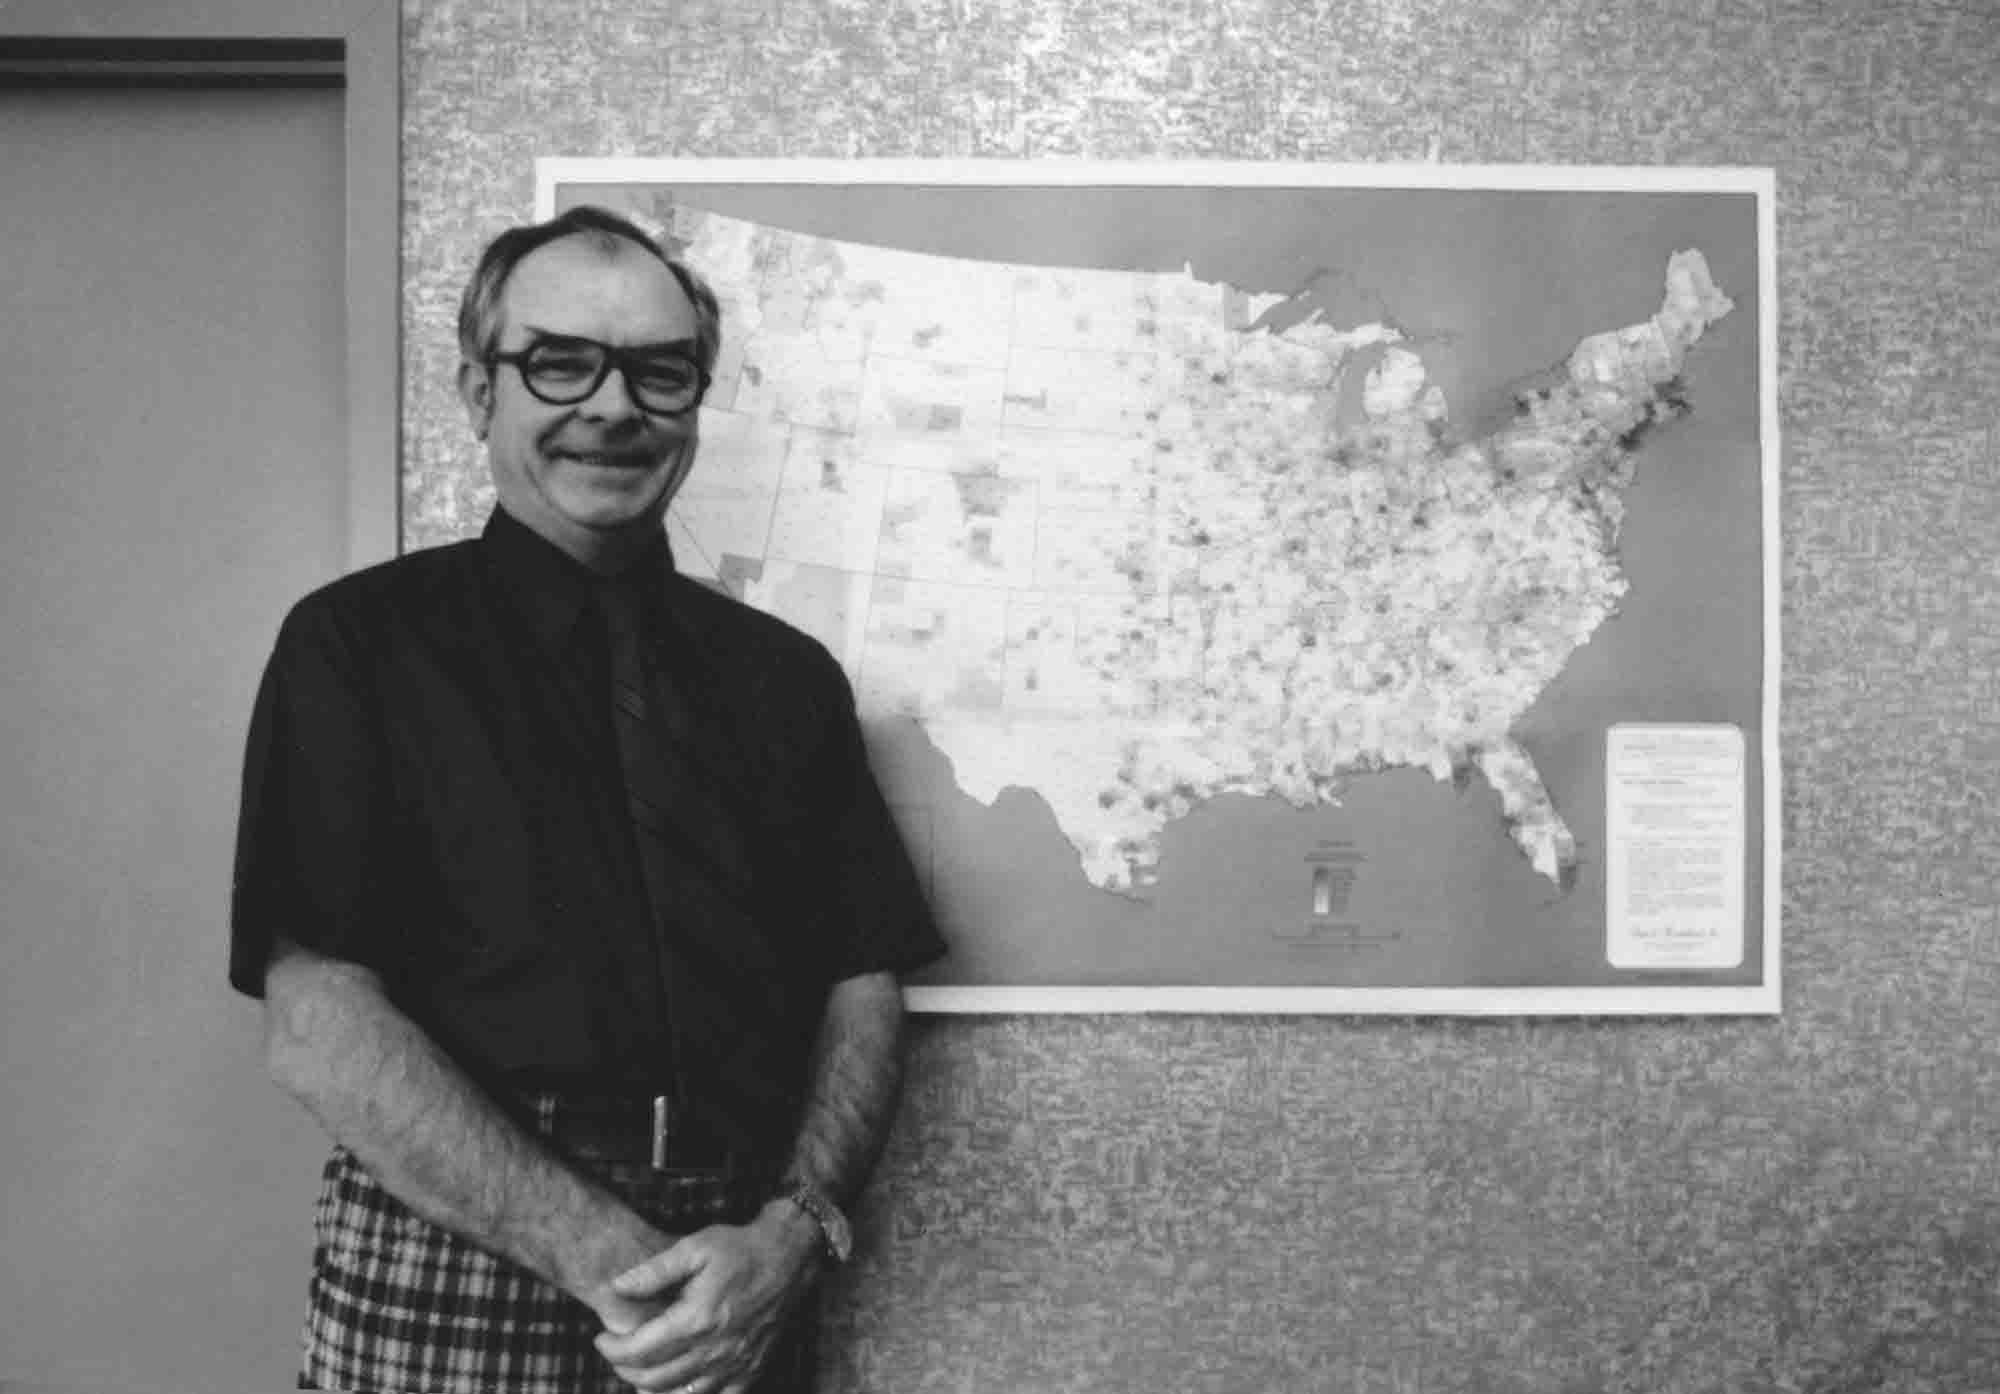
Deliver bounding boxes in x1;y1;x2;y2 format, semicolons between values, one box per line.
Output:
778;1178;853;1266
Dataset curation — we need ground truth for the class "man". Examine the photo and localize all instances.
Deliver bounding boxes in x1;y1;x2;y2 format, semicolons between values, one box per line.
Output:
230;204;945;1393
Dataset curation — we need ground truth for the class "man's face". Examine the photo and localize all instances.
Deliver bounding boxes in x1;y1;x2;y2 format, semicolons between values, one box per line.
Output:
458;234;701;567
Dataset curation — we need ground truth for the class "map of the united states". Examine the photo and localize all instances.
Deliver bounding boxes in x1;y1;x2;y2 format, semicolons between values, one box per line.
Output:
652;202;1732;894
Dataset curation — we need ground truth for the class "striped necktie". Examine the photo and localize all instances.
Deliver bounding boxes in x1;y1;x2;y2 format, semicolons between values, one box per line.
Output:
594;576;797;1155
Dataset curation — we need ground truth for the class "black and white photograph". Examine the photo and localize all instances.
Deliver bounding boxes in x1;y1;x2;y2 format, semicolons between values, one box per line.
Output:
3;3;1996;1392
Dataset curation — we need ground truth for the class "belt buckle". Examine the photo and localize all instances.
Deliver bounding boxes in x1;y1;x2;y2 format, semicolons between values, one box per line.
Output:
651;1094;745;1184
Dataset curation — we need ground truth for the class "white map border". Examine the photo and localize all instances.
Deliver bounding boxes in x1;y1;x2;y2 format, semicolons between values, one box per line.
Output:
534;159;1781;1017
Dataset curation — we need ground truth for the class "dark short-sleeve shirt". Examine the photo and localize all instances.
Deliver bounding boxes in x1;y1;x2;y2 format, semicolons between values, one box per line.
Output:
230;506;945;1143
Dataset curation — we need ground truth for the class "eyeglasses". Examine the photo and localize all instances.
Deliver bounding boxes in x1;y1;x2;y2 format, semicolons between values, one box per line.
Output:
488;334;710;416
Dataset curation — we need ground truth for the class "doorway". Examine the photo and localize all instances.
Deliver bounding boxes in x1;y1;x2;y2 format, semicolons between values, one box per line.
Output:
0;83;351;1390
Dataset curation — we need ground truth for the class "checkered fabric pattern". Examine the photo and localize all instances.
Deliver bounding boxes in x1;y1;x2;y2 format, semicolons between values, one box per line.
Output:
298;1146;814;1393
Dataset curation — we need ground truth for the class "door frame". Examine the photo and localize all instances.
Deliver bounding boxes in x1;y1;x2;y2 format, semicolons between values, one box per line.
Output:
0;0;401;571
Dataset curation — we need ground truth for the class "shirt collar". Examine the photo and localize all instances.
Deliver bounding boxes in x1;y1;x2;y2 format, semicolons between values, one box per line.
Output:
481;505;677;654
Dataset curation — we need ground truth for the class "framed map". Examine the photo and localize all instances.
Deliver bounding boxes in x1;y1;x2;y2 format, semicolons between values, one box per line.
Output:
537;160;1780;1015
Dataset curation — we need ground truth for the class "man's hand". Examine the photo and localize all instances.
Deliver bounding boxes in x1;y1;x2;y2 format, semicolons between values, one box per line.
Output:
593;1200;823;1393
578;1219;681;1338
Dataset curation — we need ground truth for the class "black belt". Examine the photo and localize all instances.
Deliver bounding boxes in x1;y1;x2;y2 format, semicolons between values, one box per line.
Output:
519;1091;773;1177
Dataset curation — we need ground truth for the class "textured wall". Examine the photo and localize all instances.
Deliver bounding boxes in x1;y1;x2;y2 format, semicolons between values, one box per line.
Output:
402;2;2000;1389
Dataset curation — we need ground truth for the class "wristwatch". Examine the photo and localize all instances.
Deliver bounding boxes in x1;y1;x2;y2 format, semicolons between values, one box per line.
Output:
777;1178;853;1266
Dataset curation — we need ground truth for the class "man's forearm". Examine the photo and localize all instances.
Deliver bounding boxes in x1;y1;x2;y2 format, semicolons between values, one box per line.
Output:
781;970;909;1206
262;941;666;1318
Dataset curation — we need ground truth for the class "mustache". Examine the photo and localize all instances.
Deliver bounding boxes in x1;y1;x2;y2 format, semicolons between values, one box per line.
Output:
539;422;652;455
537;430;698;476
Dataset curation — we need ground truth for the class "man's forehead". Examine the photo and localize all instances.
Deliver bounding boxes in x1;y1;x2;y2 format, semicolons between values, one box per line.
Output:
501;233;694;331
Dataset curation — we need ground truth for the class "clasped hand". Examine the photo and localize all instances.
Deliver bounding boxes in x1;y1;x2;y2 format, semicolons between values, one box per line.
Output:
593;1206;821;1394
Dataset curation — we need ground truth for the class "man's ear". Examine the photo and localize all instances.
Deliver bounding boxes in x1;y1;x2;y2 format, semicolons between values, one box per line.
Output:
457;360;495;441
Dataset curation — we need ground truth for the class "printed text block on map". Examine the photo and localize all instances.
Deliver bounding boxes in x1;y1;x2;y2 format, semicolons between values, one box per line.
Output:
1606;724;1747;971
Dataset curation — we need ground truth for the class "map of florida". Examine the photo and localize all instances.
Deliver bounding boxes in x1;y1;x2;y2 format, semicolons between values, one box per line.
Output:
657;203;1734;894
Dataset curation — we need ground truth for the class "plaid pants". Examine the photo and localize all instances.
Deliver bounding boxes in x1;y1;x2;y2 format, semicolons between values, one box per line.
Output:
299;1147;815;1393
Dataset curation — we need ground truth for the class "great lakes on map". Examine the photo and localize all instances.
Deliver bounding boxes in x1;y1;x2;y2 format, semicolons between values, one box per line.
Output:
649;200;1733;900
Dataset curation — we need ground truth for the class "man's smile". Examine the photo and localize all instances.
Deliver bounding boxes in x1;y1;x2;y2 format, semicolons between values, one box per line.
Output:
550;447;653;469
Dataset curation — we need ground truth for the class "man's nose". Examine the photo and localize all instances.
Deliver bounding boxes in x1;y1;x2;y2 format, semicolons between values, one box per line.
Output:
579;363;643;420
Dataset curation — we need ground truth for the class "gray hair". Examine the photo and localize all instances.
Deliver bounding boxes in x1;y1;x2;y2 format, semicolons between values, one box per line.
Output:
455;204;722;375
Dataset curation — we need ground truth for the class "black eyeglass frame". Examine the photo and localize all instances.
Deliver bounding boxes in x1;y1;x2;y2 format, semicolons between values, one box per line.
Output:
488;334;712;417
